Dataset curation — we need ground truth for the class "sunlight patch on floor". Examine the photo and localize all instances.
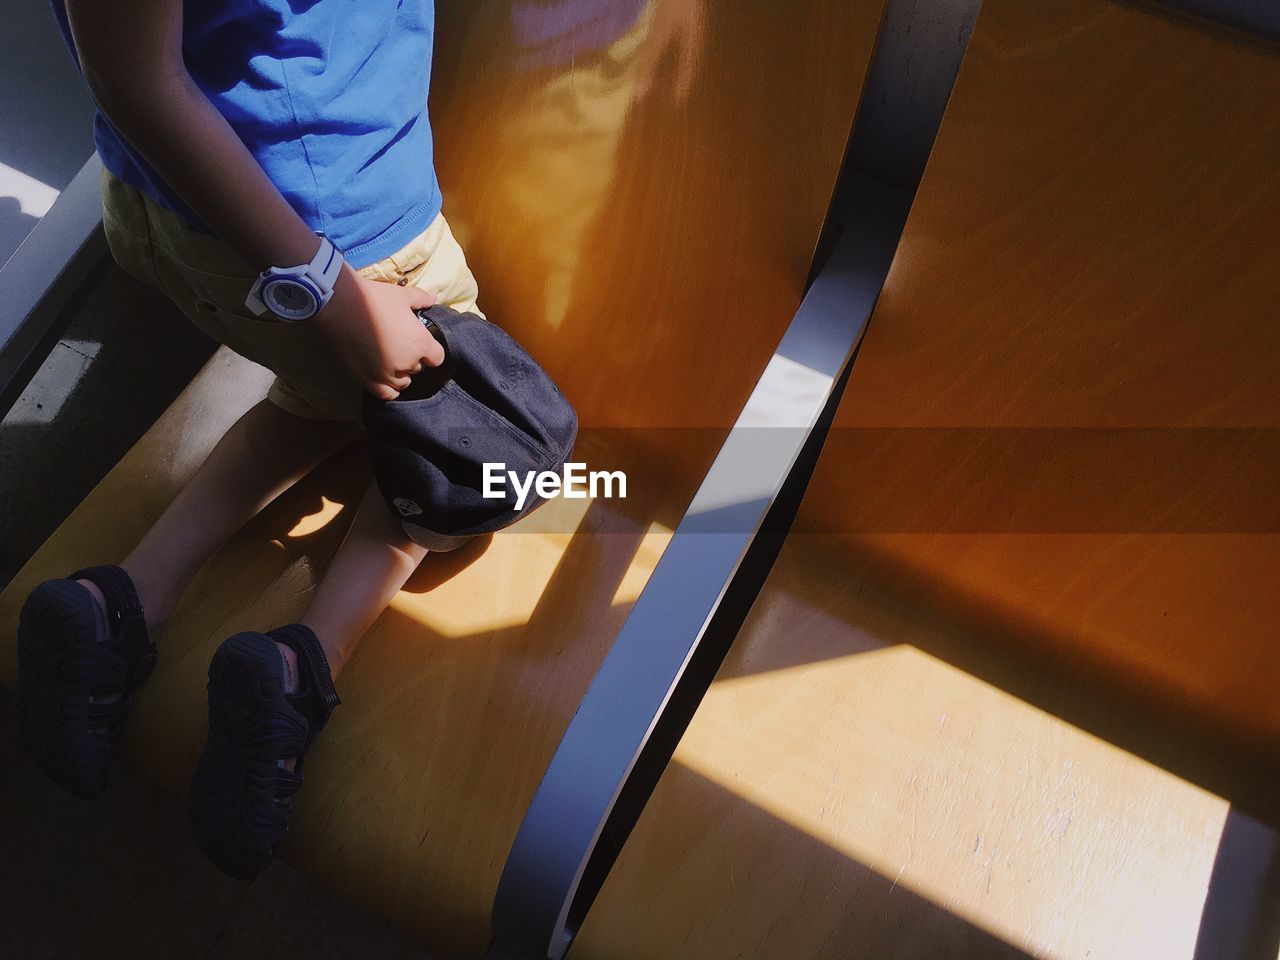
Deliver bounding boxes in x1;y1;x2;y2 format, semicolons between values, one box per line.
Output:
388;497;674;639
610;521;674;606
675;643;1229;960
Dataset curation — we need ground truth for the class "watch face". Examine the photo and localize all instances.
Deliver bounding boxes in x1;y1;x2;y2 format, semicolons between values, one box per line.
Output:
263;278;319;321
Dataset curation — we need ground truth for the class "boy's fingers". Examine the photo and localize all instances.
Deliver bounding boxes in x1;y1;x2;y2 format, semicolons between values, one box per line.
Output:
420;330;445;367
403;285;437;310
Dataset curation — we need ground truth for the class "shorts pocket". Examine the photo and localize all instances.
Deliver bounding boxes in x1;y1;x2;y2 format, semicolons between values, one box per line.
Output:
158;252;274;327
149;252;312;366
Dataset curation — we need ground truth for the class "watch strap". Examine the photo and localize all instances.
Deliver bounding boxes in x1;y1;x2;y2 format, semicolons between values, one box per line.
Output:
306;234;343;297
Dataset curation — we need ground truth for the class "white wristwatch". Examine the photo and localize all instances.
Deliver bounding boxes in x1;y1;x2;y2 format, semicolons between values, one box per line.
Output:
245;233;344;321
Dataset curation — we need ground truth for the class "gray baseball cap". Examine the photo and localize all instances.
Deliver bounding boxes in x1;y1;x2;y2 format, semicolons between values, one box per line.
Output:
360;305;579;550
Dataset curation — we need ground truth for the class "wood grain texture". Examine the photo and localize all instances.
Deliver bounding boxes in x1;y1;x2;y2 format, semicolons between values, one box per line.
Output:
797;0;1280;797
580;0;1280;956
577;537;1250;959
0;1;884;954
430;0;887;482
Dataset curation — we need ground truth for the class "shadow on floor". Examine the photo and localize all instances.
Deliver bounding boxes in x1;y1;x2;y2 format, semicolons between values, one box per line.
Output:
0;263;216;585
1194;807;1280;960
0;687;431;960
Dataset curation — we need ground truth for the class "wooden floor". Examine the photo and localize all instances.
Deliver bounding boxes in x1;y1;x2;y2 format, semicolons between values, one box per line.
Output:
577;535;1280;959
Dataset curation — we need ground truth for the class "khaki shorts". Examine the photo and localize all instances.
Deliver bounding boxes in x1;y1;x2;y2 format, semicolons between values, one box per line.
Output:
99;166;483;424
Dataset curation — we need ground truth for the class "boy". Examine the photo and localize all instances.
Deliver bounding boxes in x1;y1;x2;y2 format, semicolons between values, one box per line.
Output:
18;0;474;879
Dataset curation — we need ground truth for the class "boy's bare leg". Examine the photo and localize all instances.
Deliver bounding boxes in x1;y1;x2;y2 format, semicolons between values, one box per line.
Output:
279;477;428;689
75;398;363;637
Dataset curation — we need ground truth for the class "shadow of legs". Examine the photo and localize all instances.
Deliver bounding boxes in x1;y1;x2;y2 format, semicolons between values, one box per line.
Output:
119;398;363;635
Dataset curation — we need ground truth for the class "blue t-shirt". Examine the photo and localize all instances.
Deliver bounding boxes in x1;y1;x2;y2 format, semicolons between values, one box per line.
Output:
50;0;441;270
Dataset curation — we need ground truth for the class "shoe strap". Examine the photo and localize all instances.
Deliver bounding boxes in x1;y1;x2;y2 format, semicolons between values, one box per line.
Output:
67;564;156;686
267;623;341;740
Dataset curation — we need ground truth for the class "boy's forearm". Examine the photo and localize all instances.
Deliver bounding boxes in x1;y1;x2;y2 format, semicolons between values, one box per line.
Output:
64;0;318;271
96;70;321;273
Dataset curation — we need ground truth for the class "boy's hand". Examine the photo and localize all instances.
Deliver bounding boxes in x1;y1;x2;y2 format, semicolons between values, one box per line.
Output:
312;265;443;401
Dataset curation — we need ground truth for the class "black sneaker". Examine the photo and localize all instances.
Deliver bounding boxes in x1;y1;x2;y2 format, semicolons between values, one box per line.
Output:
189;623;340;879
14;564;157;799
